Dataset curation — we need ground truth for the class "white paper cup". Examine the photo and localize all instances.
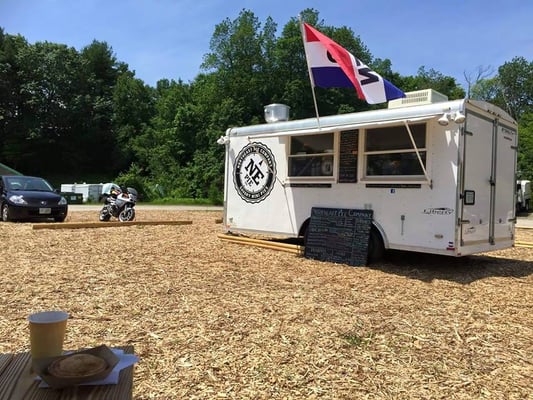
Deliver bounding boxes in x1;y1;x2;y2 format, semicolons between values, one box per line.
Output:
28;311;69;360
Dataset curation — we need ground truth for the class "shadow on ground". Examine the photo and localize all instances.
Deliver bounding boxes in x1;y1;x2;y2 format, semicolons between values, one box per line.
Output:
367;249;533;284
273;237;533;284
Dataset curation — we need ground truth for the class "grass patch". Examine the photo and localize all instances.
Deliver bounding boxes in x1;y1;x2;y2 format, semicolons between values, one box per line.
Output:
146;198;216;206
340;328;374;347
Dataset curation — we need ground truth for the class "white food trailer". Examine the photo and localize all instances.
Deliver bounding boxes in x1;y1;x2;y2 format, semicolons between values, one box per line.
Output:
218;89;518;261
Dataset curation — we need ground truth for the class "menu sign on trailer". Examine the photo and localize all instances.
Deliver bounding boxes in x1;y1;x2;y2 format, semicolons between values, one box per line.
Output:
304;207;373;266
338;130;358;183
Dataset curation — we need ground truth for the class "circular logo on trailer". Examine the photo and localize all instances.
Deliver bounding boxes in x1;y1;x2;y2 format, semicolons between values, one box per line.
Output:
233;142;276;203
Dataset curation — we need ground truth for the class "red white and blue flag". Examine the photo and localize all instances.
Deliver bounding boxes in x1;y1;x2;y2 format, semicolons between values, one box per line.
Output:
303;22;405;105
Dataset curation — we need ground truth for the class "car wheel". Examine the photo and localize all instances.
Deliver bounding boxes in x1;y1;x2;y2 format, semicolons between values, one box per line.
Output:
1;203;11;222
54;216;66;222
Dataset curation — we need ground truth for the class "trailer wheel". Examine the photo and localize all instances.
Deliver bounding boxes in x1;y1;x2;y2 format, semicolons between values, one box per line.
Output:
300;219;311;245
367;227;385;264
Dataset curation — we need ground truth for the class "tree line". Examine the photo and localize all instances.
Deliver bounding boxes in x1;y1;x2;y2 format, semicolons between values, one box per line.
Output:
1;9;532;202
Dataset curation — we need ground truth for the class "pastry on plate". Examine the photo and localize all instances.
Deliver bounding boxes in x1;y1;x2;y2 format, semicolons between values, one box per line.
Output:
47;353;107;378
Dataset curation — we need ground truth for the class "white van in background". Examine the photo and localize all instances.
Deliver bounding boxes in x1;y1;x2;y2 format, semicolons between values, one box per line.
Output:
516;180;531;212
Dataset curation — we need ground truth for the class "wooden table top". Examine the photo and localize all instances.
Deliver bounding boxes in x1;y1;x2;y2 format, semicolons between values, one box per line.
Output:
0;345;134;400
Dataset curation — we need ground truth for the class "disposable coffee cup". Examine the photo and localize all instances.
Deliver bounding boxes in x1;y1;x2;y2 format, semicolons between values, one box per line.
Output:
28;311;69;360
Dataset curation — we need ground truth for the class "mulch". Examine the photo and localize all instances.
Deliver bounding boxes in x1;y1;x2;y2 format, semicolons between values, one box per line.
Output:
1;210;531;399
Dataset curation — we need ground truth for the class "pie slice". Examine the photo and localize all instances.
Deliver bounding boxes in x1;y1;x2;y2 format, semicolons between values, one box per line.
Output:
47;353;108;378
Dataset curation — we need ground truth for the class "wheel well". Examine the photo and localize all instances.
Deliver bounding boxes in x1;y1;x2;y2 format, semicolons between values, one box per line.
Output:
370;222;387;249
367;224;386;263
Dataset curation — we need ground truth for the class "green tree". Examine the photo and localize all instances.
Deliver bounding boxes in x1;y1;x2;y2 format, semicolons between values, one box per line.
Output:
76;41;124;174
0;30;30;171
201;9;279;123
129;79;196;192
0;36;128;178
400;66;465;99
112;73;155;171
470;57;533;122
517;113;533;181
470;76;501;102
497;57;533;121
15;41;83;174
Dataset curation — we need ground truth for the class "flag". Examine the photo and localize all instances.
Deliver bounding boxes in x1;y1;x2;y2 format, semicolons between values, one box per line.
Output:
303;22;405;105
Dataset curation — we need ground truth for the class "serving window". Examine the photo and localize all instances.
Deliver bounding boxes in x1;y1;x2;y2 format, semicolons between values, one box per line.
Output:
364;123;427;178
288;133;334;177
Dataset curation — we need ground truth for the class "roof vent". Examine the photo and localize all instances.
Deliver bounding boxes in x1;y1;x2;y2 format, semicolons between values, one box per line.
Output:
264;104;290;123
388;89;448;109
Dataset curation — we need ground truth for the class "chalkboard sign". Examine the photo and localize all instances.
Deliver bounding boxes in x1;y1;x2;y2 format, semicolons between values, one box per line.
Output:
338;130;358;183
304;207;373;267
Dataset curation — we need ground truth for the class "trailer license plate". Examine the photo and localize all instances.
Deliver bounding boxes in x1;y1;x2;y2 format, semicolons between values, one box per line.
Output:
39;208;51;214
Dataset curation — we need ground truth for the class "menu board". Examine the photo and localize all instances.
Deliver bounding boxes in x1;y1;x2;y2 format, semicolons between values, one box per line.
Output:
338;130;358;183
304;207;373;267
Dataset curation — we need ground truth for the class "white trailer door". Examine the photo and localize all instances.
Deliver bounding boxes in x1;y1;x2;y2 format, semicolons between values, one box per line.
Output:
460;111;516;248
493;122;518;241
460;112;493;247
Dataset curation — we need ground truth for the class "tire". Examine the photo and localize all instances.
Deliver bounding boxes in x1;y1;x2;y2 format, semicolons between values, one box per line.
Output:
99;208;111;222
54;216;66;222
300;219;311;245
119;206;135;222
367;227;385;264
1;203;11;222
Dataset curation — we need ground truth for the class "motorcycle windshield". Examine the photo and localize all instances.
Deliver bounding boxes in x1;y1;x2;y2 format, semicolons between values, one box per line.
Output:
127;188;138;201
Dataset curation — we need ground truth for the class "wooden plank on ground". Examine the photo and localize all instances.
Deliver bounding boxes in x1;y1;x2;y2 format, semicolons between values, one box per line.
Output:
218;233;303;254
32;220;193;230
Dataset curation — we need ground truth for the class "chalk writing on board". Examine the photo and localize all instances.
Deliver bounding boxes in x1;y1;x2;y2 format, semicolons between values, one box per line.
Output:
338;130;358;183
304;207;373;267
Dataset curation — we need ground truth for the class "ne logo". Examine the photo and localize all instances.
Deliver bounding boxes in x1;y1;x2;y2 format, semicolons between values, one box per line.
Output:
233;143;276;204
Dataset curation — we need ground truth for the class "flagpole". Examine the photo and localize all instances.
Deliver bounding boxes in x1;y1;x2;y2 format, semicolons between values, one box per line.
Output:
299;16;321;129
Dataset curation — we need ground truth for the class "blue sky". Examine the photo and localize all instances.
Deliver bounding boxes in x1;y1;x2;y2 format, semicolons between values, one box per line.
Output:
2;0;532;91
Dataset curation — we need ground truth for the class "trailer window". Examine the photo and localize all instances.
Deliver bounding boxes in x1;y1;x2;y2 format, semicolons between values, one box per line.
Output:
364;124;427;177
289;134;334;177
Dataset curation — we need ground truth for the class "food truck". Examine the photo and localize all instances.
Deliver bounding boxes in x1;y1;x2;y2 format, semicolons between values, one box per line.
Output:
218;89;518;261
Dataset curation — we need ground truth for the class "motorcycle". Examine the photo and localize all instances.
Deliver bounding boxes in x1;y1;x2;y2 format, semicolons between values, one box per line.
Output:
99;186;138;222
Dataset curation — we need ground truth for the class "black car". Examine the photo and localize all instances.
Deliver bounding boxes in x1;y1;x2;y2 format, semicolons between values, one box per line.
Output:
0;175;68;222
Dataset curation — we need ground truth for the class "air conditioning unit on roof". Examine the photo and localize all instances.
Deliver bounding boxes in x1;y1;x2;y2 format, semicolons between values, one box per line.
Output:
388;89;448;109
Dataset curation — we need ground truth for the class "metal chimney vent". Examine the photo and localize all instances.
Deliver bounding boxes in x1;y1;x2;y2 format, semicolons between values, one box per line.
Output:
264;104;290;123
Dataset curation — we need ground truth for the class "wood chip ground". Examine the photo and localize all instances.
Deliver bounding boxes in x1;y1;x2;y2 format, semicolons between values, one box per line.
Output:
1;210;531;399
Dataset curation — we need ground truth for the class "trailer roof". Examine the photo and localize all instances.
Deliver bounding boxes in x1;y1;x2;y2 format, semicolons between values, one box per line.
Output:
226;99;516;138
466;99;516;123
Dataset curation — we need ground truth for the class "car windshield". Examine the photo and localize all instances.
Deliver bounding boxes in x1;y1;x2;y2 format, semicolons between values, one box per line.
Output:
6;176;53;192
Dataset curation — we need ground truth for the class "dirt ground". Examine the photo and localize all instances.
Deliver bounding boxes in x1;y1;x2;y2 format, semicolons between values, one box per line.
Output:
0;210;531;399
